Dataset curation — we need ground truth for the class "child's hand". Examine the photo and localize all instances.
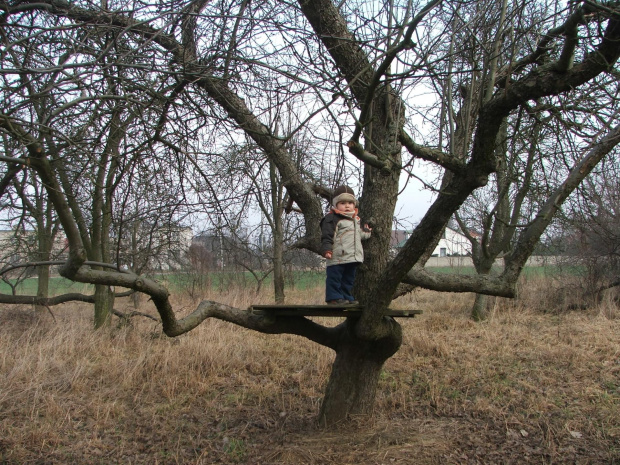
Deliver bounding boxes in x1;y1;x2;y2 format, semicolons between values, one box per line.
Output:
363;224;372;233
324;251;333;259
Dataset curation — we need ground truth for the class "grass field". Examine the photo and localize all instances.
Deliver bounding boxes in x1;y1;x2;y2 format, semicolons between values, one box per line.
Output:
0;276;94;295
0;278;619;464
0;265;572;296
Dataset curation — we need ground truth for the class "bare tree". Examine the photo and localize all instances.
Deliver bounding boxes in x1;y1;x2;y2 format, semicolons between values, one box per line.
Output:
411;0;620;320
7;168;63;314
557;151;620;305
0;14;195;324
0;227;37;296
1;0;620;425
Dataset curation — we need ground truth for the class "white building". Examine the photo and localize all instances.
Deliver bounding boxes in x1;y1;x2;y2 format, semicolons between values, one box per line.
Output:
433;226;473;257
394;226;473;257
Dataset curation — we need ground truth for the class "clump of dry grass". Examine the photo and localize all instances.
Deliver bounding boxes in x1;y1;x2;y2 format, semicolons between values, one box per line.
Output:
1;279;619;464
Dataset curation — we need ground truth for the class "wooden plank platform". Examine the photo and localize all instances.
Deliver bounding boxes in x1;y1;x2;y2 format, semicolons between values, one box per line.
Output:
249;304;422;318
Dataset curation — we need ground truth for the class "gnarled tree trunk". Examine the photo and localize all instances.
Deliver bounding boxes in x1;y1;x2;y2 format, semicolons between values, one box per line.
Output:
319;317;402;425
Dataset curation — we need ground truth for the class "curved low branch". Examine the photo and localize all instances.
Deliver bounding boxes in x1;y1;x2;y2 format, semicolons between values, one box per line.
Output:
49;265;339;344
162;299;342;348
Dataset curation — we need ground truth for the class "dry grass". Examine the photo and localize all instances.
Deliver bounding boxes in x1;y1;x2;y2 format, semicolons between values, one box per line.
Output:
1;280;619;464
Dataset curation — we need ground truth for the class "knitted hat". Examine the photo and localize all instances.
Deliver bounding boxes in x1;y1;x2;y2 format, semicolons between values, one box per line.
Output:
332;185;357;207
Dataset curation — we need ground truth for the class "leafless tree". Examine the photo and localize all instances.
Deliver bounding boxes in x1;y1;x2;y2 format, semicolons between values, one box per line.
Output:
556;152;620;305
4;168;63;313
1;0;620;425
410;0;620;320
0;13;196;324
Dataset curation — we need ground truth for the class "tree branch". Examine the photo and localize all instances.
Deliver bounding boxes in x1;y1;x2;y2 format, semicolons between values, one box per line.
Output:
112;308;159;322
399;130;466;173
492;5;620;112
0;292;96;305
0;163;23;198
402;266;516;297
346;140;395;171
496;1;615;83
352;0;441;142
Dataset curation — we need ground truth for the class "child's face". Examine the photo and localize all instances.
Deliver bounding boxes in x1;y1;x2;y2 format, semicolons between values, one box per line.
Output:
336;200;356;213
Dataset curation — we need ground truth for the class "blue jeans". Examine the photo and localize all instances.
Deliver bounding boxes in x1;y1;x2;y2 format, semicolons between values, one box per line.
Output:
325;262;358;302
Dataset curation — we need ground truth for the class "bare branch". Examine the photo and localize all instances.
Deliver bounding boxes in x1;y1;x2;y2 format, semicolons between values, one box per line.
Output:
0;292;96;305
402;266;515;297
399;130;466;173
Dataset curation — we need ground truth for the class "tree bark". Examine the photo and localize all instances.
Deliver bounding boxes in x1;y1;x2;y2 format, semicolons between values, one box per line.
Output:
319;317;402;425
93;283;114;329
471;293;489;322
35;262;50;316
34;230;52;317
470;255;496;321
3;0;620;429
273;236;285;304
270;161;285;304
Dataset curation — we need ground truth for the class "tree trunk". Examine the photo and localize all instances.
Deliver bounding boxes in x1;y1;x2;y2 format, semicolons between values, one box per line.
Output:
470;260;494;321
319;318;402;426
34;227;52;317
273;238;285;304
93;284;114;329
270;160;285;304
471;292;489;321
35;264;50;317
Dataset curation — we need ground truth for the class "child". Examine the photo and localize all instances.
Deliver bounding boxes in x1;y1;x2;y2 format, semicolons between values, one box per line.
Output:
320;185;372;305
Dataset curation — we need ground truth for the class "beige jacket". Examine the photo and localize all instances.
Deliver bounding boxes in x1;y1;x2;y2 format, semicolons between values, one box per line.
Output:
320;209;371;266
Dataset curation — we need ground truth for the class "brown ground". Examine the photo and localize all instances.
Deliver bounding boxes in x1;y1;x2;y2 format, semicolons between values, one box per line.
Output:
0;285;619;464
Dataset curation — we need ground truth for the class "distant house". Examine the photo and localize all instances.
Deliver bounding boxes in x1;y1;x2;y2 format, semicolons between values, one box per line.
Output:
1;226;193;272
159;226;193;270
191;232;252;271
393;226;473;257
0;229;23;266
390;230;409;249
0;228;67;265
190;233;224;271
135;225;193;271
433;226;473;256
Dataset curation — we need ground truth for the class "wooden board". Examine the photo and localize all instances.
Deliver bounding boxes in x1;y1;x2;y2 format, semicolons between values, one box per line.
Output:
249;304;422;318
